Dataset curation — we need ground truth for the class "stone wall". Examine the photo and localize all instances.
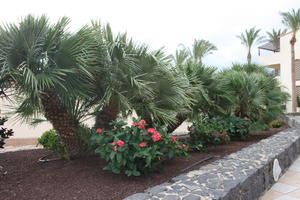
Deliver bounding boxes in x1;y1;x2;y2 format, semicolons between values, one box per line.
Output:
124;116;300;200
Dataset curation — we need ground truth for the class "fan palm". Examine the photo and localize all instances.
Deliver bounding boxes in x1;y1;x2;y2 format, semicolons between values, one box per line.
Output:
0;15;97;157
88;23;191;129
280;8;300;113
220;63;288;121
237;27;264;64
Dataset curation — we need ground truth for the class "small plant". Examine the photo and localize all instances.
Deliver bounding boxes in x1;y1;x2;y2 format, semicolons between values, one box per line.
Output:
91;118;189;176
0;117;13;148
38;129;66;157
218;117;252;140
188;118;230;151
269;119;284;128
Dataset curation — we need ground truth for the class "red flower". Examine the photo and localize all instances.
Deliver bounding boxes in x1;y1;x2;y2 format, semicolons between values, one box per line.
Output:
113;146;118;151
138;124;145;129
175;145;181;149
211;133;218;137
147;128;156;134
96;128;103;133
243;117;250;121
116;140;125;147
139;119;146;124
139;142;147;147
132;122;138;126
171;136;176;143
151;132;162;142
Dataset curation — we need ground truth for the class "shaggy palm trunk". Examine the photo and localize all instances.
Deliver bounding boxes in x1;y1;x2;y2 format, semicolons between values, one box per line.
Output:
95;99;119;129
290;36;297;113
167;114;187;133
247;50;251;64
41;92;81;158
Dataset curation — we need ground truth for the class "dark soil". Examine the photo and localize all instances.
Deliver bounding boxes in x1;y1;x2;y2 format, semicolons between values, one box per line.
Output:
0;125;288;200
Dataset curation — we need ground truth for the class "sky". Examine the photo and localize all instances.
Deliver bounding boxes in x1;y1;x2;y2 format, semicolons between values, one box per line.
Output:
1;0;300;68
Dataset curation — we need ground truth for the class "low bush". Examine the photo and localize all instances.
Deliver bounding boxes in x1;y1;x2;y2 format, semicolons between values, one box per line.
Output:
91;118;189;176
188;118;230;151
217;117;252;140
38;129;66;157
0;117;13;148
269;119;284;128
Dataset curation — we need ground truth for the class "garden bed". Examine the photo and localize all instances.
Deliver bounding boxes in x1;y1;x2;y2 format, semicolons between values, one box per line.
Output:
0;125;288;200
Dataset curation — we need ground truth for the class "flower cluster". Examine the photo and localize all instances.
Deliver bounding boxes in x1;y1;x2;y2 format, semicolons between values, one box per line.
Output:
111;139;125;151
132;119;146;129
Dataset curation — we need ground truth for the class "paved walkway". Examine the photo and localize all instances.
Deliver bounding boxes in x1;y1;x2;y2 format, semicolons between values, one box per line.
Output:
261;155;300;200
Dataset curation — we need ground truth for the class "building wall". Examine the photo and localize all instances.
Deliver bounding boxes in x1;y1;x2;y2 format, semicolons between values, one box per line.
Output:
259;32;300;113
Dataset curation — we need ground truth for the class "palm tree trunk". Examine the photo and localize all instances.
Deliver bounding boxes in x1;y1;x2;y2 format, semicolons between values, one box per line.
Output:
247;50;251;64
94;99;119;129
41;92;81;158
167;114;187;133
290;36;297;113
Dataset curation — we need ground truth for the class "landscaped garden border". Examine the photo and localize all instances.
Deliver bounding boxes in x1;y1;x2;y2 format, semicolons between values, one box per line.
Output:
124;115;300;200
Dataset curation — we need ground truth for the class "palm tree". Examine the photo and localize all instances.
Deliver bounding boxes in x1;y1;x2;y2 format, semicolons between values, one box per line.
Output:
0;15;97;157
88;23;191;129
237;27;264;64
191;39;217;64
280;8;300;113
266;28;287;50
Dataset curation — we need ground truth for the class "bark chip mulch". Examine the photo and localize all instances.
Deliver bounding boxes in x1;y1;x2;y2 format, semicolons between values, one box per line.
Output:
0;125;288;200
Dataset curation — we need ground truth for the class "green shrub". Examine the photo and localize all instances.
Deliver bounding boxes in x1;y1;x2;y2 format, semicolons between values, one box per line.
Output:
249;121;269;133
0;117;13;148
38;129;66;157
218;117;252;140
269;119;284;128
188;118;231;151
91;118;189;176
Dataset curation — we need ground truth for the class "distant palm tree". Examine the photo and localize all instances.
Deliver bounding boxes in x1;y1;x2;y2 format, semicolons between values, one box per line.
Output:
266;28;287;50
191;39;217;64
237;27;264;64
280;8;300;113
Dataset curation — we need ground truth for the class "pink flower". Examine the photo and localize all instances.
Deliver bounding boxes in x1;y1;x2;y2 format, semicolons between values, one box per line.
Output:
147;128;156;134
139;119;146;124
138;124;145;129
182;144;187;148
132;122;138;126
175;145;181;149
171;136;176;143
243;117;250;121
116;140;125;147
111;142;116;145
113;146;118;151
151;132;162;142
139;142;147;147
96;128;103;133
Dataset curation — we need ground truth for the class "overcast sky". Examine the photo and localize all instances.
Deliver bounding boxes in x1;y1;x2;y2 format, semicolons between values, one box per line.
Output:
1;0;300;68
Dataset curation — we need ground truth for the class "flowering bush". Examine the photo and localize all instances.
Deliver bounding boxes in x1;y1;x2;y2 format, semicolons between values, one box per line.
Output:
91;118;189;176
188;119;230;151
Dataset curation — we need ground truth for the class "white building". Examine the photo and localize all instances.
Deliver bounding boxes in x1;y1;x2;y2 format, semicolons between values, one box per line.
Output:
258;31;300;113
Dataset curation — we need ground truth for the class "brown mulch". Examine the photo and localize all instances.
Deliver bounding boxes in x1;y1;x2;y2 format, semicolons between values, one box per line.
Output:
0;125;288;200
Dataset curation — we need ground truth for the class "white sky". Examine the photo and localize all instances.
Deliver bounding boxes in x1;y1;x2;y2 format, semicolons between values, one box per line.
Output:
1;0;300;68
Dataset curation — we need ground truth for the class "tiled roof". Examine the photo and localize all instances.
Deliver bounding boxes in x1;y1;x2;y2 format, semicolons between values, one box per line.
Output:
258;42;279;52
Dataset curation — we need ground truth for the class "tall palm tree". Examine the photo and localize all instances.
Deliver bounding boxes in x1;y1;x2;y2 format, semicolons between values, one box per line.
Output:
191;39;217;64
280;8;300;113
0;15;97;157
266;28;287;50
237;27;264;64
